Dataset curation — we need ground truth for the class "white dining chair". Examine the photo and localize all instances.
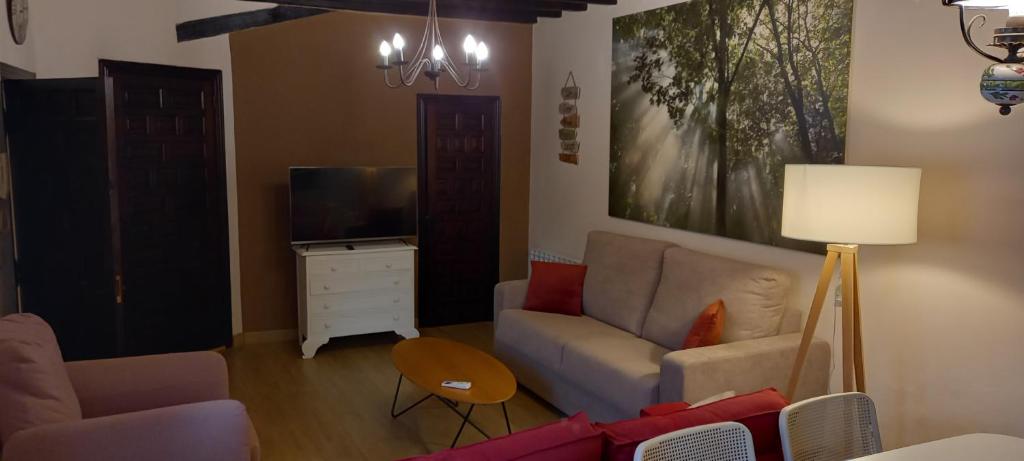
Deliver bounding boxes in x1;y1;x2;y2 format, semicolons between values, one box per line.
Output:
780;392;883;461
633;421;757;461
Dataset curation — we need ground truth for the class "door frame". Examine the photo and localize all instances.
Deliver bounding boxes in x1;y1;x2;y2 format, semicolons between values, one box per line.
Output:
415;94;502;326
98;59;232;351
0;62;35;318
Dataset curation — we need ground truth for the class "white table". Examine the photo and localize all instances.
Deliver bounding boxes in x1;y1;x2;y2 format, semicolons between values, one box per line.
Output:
851;434;1024;460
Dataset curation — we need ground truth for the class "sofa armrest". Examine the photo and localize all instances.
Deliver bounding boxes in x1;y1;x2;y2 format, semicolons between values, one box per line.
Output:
493;279;529;325
2;400;255;461
66;351;229;418
659;333;829;404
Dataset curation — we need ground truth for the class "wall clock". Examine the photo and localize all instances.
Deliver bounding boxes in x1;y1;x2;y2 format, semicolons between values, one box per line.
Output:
6;0;27;45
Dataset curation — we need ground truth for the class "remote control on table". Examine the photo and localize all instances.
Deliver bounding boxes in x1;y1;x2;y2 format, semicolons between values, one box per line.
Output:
441;380;472;390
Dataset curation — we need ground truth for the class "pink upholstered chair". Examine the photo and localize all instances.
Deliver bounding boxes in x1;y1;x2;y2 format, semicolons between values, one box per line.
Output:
0;313;260;461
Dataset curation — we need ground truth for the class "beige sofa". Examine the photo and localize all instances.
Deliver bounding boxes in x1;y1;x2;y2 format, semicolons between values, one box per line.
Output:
494;231;830;422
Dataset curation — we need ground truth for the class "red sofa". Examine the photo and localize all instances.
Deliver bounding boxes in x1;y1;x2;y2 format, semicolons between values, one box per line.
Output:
399;388;788;461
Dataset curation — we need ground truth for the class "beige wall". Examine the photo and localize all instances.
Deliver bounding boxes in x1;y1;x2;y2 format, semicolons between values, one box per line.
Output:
531;0;1024;448
0;0;272;334
230;11;532;332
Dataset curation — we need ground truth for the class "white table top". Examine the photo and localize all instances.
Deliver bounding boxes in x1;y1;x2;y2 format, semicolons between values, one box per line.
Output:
851;434;1024;460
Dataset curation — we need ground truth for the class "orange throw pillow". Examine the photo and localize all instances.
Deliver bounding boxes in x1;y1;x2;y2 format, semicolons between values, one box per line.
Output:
682;300;726;349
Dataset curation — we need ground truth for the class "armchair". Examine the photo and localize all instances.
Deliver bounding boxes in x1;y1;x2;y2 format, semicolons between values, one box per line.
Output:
0;314;259;461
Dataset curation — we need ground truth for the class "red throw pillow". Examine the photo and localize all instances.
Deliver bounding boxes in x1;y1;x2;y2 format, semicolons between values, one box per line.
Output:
682;299;726;349
597;388;789;461
523;261;588;316
397;412;603;461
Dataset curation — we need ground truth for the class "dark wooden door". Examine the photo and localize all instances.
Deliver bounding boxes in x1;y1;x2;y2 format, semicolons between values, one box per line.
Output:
4;78;119;360
100;60;231;355
417;95;500;327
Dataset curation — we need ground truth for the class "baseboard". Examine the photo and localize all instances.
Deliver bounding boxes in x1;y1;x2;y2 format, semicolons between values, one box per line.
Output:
239;329;298;345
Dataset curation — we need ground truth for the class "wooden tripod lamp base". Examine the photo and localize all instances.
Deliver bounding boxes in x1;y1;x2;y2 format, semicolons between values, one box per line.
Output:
785;244;865;400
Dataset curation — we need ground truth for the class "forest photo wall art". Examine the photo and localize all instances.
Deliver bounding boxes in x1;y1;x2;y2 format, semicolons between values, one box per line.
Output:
610;0;854;252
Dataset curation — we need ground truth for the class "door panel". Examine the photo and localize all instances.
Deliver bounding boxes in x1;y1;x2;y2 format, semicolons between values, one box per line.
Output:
4;78;118;360
418;95;500;326
100;61;231;355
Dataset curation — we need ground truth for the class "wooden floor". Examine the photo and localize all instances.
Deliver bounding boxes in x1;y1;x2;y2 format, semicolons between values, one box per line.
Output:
224;322;563;461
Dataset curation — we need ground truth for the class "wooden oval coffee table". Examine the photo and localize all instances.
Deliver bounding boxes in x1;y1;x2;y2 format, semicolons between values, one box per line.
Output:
391;337;517;448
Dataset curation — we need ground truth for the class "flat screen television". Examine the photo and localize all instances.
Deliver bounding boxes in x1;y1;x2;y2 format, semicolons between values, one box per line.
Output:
289;167;417;244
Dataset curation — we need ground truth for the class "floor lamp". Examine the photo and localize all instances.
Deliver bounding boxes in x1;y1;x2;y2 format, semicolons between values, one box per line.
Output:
781;165;921;400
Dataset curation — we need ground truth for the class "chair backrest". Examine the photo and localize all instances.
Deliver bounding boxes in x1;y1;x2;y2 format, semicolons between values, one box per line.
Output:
633;421;757;461
779;392;882;461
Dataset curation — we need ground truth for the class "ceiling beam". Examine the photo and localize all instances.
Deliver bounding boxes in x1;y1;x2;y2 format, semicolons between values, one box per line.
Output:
236;0;553;23
176;6;328;42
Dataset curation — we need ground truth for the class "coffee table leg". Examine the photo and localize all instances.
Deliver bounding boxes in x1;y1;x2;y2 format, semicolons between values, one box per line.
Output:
502;402;512;434
451;404;476;448
390;374;432;418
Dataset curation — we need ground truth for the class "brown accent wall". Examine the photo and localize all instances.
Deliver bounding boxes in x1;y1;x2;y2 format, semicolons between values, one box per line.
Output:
230;12;532;332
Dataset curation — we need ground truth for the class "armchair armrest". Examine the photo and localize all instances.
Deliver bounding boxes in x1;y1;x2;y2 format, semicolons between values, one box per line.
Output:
66;351;229;418
493;279;529;326
2;400;255;461
659;333;829;404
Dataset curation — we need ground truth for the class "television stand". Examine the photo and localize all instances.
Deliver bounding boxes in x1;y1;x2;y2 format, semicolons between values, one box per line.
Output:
293;240;419;358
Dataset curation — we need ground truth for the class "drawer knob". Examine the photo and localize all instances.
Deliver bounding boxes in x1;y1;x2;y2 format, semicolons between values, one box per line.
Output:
393;315;400;321
393;298;400;303
386;263;393;269
323;285;329;291
330;266;337;272
392;280;399;286
324;323;331;329
322;304;329;310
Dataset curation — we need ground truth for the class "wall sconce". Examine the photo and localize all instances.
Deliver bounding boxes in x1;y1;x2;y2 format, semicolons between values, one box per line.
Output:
944;0;1024;115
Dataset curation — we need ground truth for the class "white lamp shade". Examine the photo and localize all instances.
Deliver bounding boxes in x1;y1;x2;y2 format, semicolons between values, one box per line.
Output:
781;165;922;245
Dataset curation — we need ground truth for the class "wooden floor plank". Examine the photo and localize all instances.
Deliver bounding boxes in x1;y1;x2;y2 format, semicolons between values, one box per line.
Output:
224;322;563;460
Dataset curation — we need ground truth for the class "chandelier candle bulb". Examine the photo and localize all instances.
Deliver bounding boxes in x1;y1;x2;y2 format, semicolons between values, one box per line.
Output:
463;35;477;64
379;41;392;67
476;42;489;65
392;33;406;62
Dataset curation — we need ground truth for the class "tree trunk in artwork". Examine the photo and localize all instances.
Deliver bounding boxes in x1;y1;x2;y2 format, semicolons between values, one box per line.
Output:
712;0;732;235
766;0;814;163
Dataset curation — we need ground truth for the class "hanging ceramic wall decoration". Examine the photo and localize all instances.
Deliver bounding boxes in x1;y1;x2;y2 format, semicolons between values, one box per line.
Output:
558;72;581;165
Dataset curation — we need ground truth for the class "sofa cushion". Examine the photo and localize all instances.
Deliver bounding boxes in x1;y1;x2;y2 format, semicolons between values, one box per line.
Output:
398;412;603;461
642;247;791;348
524;261;588;316
639;402;690;417
596;388;789;461
561;335;669;418
0;314;82;445
496;310;633;370
581;231;677;335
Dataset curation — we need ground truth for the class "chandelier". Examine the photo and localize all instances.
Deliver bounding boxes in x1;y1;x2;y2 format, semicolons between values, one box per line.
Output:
375;0;489;90
944;0;1024;115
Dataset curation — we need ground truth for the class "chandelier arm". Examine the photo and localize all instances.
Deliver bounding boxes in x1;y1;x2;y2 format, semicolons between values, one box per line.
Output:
958;7;1006;63
401;59;433;86
467;71;482;90
440;60;471;87
383;69;402;89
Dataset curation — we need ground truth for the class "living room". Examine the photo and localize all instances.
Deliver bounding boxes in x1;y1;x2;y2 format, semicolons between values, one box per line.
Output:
0;0;1022;460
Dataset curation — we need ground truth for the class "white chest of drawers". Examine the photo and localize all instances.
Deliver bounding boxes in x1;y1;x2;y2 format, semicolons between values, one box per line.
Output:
294;240;419;358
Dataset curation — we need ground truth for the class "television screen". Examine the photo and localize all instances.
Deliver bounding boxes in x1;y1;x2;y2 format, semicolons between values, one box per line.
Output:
289;167;417;244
